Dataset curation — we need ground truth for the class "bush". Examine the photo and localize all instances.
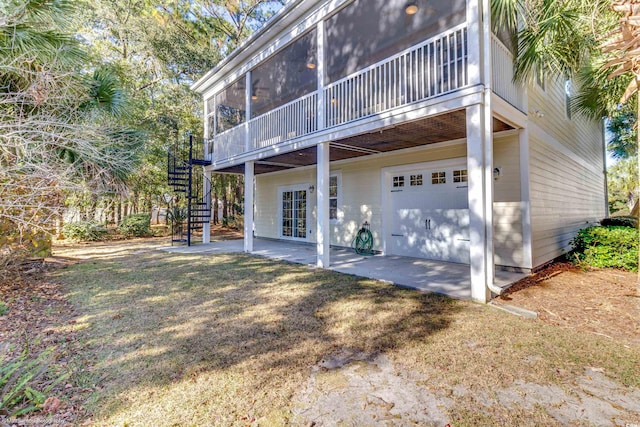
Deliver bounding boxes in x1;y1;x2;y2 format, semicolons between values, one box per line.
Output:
166;206;187;225
601;215;638;228
570;226;638;272
118;213;151;238
62;221;107;242
0;301;7;316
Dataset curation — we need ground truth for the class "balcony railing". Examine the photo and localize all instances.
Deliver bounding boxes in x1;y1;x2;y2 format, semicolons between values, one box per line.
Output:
212;24;470;162
325;25;468;127
249;91;318;151
212;125;245;161
491;34;525;112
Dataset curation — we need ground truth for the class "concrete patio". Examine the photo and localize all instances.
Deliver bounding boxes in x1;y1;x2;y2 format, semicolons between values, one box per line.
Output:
161;238;528;300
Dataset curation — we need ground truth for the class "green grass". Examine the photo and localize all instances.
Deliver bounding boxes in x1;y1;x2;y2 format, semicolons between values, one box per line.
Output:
52;241;640;426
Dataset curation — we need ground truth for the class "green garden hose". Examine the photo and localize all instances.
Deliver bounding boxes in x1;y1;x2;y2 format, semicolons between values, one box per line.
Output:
352;221;374;255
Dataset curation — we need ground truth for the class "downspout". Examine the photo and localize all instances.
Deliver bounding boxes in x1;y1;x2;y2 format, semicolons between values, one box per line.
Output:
601;119;609;219
481;0;504;297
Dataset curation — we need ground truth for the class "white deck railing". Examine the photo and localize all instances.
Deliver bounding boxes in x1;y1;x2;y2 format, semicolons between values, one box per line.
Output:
324;25;468;127
491;34;525;112
213;125;246;161
249;91;318;151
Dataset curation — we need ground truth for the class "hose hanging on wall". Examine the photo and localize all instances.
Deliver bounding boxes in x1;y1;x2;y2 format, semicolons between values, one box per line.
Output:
352;221;374;255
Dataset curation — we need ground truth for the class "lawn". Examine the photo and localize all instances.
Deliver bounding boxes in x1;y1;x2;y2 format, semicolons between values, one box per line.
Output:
3;239;640;426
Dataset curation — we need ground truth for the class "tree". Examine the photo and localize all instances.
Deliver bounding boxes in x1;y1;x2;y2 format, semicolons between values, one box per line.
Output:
608;157;639;213
0;0;143;263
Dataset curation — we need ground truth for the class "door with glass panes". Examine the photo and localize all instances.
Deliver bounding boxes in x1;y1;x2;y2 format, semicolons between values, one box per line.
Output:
280;186;308;240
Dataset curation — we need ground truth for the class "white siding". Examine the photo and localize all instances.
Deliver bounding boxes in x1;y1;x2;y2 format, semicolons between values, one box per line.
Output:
492;134;524;268
493;134;521;202
493;202;523;267
528;78;606;267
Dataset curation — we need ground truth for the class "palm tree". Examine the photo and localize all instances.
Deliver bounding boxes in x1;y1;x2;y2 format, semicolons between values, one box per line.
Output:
600;0;640;290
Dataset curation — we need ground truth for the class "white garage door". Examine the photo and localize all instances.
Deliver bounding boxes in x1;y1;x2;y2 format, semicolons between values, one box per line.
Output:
387;160;470;264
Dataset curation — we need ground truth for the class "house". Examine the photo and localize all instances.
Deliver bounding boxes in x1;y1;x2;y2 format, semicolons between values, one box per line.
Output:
191;0;607;303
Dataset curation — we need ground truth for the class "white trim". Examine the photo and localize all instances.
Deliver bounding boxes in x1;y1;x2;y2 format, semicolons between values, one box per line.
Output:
466;0;481;87
492;95;528;129
329;170;343;224
244;161;255;252
316;20;325;131
466;103;492;303
202;170;211;244
519;128;533;269
278;183;311;241
317;142;330;267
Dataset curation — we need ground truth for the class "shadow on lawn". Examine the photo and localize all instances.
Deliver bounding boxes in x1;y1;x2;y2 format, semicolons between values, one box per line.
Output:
58;247;463;419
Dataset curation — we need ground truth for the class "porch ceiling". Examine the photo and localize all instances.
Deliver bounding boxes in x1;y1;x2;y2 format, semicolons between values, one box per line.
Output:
217;110;514;175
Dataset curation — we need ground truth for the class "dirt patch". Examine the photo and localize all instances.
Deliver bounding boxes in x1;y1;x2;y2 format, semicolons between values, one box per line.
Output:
292;351;640;426
292;349;453;426
495;262;640;347
209;224;243;241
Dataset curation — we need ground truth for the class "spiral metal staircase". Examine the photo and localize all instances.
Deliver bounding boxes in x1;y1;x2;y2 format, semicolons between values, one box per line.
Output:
167;134;211;246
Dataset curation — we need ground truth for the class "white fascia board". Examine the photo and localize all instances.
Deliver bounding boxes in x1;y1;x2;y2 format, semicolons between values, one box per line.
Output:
492;94;528;129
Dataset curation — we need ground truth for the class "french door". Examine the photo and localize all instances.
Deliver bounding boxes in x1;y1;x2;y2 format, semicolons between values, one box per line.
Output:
281;187;307;240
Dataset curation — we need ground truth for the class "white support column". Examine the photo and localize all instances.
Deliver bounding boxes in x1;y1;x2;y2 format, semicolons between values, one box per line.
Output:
245;72;252;153
466;0;482;86
316;142;330;268
244;161;254;253
466;104;492;303
481;0;495;298
202;170;212;244
316;20;325;131
519;127;533;270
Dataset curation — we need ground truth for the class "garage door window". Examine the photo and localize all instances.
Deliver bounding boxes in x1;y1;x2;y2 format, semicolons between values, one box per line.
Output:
431;171;446;184
453;169;467;183
393;175;405;187
410;174;423;186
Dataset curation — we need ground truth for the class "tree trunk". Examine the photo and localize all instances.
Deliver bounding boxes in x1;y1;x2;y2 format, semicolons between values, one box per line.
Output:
222;190;228;223
213;191;219;225
235;177;243;216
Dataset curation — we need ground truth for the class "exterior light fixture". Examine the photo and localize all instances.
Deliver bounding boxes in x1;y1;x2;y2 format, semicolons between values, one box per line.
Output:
251;93;258;100
309;185;315;193
493;167;502;180
306;62;316;69
405;2;418;15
